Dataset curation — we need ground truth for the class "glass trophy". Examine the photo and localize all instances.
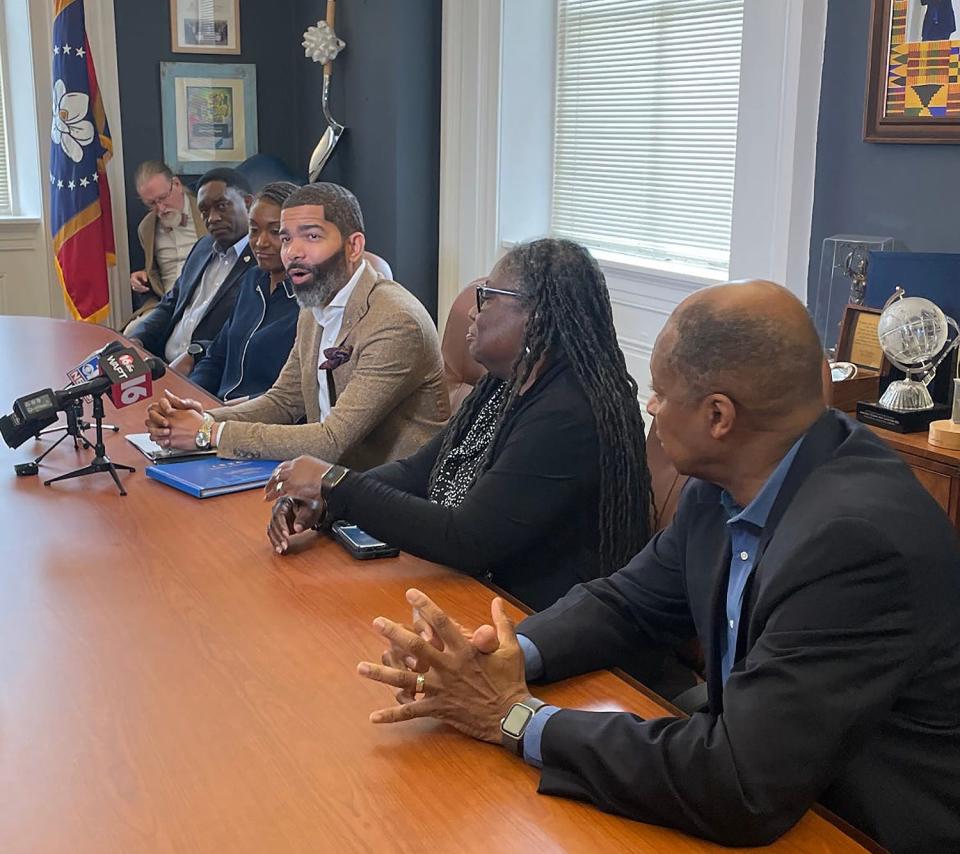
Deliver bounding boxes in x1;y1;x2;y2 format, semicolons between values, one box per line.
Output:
812;235;895;355
857;290;960;433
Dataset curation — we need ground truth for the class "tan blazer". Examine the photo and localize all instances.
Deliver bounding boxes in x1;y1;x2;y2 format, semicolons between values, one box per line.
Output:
127;192;206;325
209;264;449;470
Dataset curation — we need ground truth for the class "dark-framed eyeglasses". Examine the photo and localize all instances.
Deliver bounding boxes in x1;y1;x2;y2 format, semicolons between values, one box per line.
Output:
475;283;522;313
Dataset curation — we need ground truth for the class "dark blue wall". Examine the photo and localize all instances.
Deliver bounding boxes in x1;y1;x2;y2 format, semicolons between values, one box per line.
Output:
807;0;960;301
113;0;441;317
295;0;442;317
112;1;301;267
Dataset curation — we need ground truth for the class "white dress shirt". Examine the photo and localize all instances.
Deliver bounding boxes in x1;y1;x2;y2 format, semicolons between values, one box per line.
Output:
312;260;366;421
165;234;250;363
153;213;199;294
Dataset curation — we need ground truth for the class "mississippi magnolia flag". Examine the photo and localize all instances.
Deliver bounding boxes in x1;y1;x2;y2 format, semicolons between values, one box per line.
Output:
49;0;115;323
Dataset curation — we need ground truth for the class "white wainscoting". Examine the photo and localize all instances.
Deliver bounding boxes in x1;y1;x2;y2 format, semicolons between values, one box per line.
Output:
0;218;54;316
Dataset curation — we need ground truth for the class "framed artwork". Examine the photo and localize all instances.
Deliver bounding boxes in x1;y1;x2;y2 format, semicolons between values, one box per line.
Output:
170;0;241;55
160;62;257;173
865;0;960;142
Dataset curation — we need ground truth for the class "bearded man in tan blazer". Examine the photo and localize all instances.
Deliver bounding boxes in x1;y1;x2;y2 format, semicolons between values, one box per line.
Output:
145;182;449;470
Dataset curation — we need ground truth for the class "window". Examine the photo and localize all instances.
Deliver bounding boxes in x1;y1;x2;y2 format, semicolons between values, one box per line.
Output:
0;43;12;214
551;0;744;275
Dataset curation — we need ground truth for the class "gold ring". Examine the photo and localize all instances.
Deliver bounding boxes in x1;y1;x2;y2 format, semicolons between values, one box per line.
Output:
414;673;426;695
276;480;284;492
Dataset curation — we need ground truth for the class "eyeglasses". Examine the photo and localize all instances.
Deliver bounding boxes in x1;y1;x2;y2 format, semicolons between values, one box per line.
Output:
141;181;177;209
475;283;523;313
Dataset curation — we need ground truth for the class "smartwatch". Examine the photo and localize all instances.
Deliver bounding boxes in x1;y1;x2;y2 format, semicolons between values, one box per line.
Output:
187;342;206;361
500;697;547;756
320;464;349;496
195;412;216;450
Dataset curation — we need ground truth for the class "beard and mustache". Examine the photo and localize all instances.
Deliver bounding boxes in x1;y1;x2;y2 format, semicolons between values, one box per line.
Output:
158;207;185;228
287;248;351;309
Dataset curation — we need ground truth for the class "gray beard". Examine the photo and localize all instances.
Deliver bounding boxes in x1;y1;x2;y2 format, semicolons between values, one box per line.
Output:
158;208;184;228
294;279;337;309
291;251;350;309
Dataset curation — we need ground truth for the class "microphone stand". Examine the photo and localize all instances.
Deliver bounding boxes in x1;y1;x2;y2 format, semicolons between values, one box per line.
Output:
44;392;135;496
35;397;120;444
31;400;92;465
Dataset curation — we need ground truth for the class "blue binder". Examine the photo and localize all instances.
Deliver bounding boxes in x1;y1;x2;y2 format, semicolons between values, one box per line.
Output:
145;458;281;499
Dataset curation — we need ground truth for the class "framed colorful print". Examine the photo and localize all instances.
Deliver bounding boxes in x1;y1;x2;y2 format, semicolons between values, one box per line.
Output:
160;62;258;173
865;0;960;142
170;0;241;55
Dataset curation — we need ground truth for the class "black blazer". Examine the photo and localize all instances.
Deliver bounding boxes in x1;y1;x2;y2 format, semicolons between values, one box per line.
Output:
325;360;606;610
128;234;255;359
518;409;960;853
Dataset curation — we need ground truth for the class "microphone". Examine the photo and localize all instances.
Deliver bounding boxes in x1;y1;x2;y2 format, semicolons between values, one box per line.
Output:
0;348;166;450
57;354;166;409
0;408;58;449
65;340;127;386
100;348;165;409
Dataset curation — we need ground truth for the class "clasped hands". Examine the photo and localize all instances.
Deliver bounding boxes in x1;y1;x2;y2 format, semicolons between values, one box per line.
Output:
145;389;205;449
264;469;532;743
265;456;335;553
357;588;530;744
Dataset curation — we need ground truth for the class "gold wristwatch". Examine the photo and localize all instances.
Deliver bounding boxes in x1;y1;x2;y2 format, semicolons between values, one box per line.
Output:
195;412;216;450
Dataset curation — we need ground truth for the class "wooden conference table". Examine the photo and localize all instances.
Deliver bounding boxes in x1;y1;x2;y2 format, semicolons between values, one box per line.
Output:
0;318;876;853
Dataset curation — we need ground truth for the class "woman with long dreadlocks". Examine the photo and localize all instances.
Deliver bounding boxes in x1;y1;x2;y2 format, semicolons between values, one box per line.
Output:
265;238;653;611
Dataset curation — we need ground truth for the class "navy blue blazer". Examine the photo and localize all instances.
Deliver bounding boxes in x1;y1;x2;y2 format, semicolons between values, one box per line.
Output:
188;268;299;402
518;409;960;853
128;234;255;359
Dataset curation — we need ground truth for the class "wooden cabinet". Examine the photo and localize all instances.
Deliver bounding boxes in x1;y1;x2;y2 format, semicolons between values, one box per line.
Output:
869;426;960;529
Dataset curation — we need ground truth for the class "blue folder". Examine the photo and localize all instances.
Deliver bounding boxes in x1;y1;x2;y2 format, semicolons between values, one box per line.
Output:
145;458;281;499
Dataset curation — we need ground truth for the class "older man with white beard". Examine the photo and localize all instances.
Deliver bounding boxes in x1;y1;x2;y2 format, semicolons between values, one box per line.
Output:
124;160;206;331
144;182;449;470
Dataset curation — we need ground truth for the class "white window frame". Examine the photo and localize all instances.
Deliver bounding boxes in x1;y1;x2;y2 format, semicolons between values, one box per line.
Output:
0;0;42;222
439;0;827;397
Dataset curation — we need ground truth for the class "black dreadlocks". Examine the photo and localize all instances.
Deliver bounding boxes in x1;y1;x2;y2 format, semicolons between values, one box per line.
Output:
428;238;653;574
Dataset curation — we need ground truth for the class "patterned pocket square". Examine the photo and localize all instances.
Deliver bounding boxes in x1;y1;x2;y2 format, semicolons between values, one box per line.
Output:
319;345;353;371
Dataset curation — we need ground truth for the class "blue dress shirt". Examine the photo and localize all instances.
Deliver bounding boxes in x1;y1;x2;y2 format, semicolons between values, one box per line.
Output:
718;437;802;683
516;436;804;768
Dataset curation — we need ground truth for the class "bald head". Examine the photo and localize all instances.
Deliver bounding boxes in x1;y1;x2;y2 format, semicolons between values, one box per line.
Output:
661;280;824;417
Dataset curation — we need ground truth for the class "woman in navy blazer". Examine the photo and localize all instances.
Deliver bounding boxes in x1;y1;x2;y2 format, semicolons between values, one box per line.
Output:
179;182;300;402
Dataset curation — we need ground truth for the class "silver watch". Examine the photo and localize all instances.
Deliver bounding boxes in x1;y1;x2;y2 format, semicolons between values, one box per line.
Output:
500;697;547;756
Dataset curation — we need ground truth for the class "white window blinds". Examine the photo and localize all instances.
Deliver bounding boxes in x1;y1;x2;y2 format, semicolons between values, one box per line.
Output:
551;0;744;274
0;46;10;214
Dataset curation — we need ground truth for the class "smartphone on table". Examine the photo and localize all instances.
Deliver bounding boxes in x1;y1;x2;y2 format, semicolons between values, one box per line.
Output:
330;520;400;560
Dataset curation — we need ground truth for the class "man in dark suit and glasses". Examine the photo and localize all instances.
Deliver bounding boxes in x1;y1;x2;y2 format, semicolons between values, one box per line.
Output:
358;280;960;854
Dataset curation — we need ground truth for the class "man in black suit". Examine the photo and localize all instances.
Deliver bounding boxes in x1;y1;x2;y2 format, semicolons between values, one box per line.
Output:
127;167;255;363
357;281;960;854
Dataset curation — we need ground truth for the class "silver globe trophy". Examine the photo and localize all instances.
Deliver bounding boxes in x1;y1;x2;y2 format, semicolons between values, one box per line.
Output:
857;289;960;433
